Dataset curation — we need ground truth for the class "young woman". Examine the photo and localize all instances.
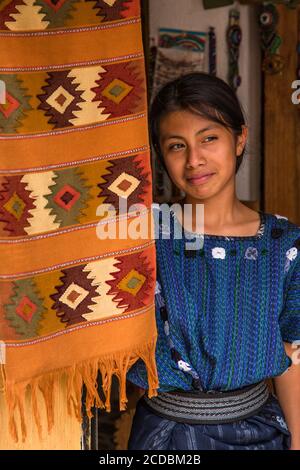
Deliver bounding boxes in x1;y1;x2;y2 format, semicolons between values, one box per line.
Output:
126;72;300;450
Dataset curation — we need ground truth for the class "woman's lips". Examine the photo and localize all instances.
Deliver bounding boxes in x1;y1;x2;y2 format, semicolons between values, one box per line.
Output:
187;173;215;185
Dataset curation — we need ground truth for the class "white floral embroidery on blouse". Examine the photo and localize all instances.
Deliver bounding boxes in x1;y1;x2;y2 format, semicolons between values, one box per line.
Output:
212;247;226;259
245;247;258;260
177;360;193;372
164;320;170;336
286;247;298;261
284;247;298;273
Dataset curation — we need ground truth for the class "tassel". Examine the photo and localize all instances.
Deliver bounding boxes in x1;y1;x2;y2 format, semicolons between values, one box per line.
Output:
4;338;159;442
39;373;56;433
31;379;43;440
16;388;27;443
118;354;131;411
6;386;18;443
0;363;6;393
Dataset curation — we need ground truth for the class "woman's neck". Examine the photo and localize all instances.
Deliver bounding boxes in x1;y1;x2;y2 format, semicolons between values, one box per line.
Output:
178;196;257;236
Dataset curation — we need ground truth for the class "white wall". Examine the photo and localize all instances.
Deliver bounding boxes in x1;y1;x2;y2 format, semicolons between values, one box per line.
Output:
149;0;261;201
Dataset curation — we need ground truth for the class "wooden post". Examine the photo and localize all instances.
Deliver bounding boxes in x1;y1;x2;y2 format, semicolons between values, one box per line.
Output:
264;5;300;225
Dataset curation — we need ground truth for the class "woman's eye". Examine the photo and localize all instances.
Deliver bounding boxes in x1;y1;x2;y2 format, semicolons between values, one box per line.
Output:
168;143;185;151
203;136;217;143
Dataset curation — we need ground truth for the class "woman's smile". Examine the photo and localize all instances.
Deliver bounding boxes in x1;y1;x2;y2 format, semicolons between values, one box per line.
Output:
186;172;216;185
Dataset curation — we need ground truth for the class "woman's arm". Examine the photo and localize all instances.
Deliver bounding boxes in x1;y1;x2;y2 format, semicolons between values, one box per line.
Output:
273;341;300;450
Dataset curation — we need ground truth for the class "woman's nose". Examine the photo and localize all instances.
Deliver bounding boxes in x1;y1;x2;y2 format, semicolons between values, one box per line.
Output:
186;146;207;168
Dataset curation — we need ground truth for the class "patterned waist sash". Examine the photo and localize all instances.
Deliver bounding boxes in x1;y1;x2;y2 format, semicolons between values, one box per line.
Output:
142;381;270;424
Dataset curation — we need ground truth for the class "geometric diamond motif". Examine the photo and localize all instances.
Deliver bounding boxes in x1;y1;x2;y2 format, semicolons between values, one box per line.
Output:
0;175;36;236
3;191;26;220
38;70;84;129
15;296;37;323
4;278;46;339
59;282;89;310
98;154;151;211
108;172;140;199
46;85;75;114
53;184;81;211
44;168;90;228
117;179;132;192
50;265;99;325
117;268;146;296
0;74;32;133
102;78;133;104
106;251;154;311
0;92;20;118
92;60;144;117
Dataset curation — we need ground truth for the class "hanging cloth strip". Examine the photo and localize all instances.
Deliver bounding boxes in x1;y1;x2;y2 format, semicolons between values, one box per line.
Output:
226;8;242;91
0;0;158;444
208;27;217;76
258;3;284;74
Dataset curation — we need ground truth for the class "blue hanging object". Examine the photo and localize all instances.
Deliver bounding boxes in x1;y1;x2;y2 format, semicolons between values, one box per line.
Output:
227;9;242;91
208;27;217;76
258;3;284;74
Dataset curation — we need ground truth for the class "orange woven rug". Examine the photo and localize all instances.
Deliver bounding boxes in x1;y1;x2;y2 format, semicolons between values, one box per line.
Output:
0;0;158;443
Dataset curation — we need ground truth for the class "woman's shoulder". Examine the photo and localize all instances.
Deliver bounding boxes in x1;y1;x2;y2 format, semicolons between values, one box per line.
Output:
264;212;300;272
265;211;300;240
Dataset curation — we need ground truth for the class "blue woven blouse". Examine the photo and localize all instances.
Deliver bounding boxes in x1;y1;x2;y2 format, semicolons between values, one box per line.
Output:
127;206;300;392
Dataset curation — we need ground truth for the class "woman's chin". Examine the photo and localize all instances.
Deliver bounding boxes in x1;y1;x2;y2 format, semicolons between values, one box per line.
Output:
183;188;213;201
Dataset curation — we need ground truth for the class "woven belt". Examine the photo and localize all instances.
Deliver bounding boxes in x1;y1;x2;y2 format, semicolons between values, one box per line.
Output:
142;381;270;425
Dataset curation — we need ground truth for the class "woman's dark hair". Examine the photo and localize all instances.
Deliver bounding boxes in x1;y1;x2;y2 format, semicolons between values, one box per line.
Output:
150;72;247;175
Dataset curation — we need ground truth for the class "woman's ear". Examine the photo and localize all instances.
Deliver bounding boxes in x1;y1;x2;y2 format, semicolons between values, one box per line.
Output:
236;125;248;156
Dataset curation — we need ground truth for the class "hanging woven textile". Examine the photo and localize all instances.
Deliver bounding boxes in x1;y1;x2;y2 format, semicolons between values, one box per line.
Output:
0;0;158;445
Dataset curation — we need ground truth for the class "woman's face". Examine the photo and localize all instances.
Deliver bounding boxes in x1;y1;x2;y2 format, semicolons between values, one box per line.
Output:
158;109;247;202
